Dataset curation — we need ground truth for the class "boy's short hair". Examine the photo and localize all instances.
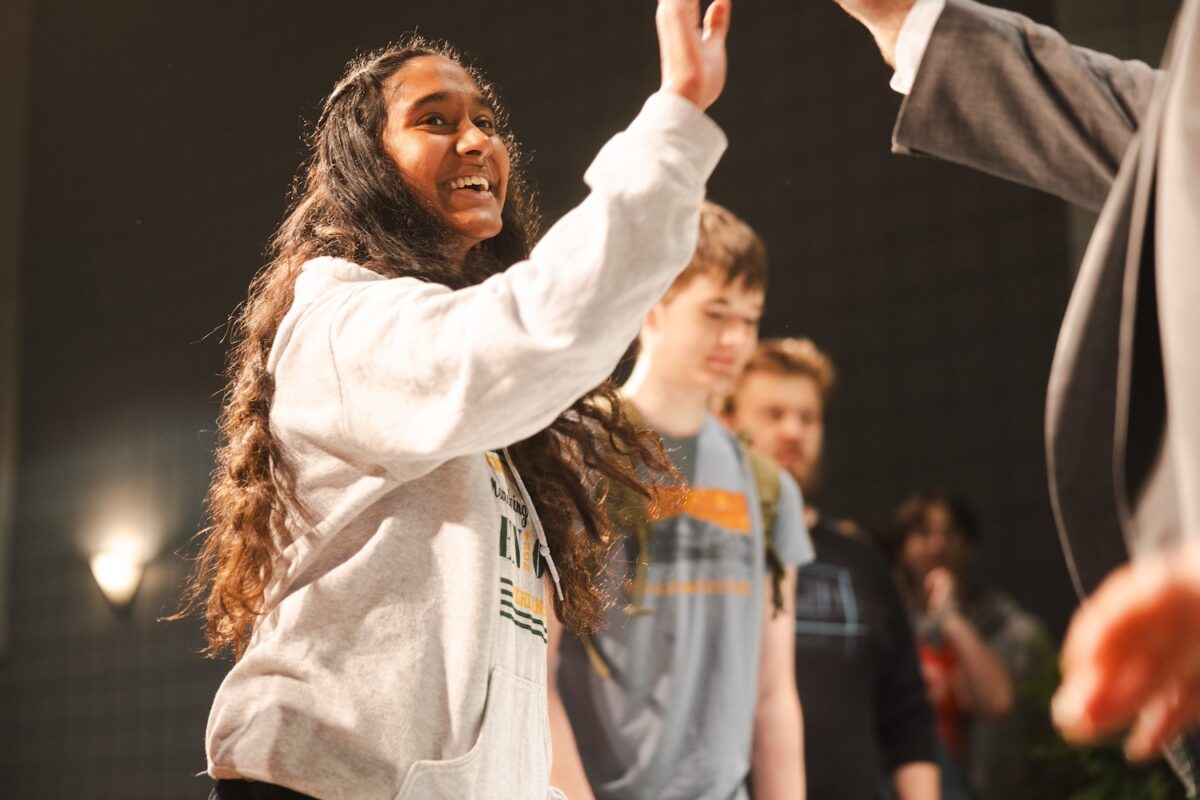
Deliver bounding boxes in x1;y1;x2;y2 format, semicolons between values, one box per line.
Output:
663;201;768;301
721;338;837;415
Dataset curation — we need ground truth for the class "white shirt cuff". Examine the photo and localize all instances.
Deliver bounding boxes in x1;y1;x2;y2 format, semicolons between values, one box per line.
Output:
889;0;947;95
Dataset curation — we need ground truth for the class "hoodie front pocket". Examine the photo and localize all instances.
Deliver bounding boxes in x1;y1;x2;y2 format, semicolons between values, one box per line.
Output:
395;664;549;800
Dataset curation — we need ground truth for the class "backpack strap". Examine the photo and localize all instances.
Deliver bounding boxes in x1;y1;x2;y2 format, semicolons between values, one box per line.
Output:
578;633;613;680
744;447;786;616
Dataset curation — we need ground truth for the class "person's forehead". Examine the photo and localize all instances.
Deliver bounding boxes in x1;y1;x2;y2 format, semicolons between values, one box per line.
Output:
740;371;821;405
923;504;965;536
926;503;953;524
385;56;483;102
683;271;764;306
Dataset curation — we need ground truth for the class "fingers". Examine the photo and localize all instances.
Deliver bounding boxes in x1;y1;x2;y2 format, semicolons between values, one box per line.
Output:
924;567;948;594
1054;550;1200;757
924;568;955;611
656;0;729;110
1061;560;1162;674
659;0;701;27
656;0;700;92
702;0;731;43
1059;560;1172;697
1125;692;1174;761
1054;653;1164;742
1126;683;1200;761
657;0;700;58
1055;567;1169;740
1091;656;1167;731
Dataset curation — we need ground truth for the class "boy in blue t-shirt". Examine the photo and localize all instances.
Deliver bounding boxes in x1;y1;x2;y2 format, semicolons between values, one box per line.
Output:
548;201;814;800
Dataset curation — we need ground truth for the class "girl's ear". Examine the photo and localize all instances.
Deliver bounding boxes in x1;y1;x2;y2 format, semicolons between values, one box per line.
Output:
642;303;665;339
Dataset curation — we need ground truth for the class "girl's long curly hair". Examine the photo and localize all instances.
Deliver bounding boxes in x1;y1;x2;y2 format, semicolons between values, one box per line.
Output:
178;37;673;658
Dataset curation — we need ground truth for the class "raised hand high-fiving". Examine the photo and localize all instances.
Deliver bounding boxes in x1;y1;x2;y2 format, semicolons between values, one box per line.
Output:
656;0;731;112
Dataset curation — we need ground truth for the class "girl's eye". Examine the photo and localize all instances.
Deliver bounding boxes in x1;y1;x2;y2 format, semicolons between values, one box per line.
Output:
422;115;447;126
475;117;496;130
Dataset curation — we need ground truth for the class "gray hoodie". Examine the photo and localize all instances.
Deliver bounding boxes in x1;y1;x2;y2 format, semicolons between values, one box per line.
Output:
204;92;727;800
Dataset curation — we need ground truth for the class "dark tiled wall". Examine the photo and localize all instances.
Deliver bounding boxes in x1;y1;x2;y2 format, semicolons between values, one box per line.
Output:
0;0;33;657
1;0;1176;796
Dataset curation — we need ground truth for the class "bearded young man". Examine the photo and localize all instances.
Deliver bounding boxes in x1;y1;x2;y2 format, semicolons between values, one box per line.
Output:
723;338;939;800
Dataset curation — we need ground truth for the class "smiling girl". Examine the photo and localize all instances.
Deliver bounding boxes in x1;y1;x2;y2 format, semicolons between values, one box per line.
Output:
184;2;731;799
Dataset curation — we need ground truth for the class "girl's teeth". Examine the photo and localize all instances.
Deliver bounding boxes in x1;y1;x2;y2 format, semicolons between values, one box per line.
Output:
449;177;490;191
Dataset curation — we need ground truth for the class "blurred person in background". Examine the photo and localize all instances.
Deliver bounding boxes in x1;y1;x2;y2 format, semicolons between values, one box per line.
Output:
723;337;940;800
892;489;1052;800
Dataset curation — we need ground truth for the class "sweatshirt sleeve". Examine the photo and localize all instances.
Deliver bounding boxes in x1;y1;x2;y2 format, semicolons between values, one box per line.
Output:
273;93;726;475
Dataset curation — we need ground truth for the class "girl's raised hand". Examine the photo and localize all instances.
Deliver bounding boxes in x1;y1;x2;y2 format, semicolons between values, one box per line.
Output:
656;0;731;111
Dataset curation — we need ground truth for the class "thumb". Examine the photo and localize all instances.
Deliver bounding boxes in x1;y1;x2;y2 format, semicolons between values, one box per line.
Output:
702;0;731;42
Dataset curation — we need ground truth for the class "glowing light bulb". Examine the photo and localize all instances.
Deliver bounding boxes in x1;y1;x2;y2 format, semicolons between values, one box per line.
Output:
89;550;143;607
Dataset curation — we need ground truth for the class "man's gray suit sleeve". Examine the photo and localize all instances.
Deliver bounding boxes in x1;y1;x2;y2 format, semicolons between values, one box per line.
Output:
893;0;1163;211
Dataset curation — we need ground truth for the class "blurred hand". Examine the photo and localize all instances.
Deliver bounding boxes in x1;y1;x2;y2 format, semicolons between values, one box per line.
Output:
831;0;916;66
657;0;731;111
1053;544;1200;761
924;566;959;617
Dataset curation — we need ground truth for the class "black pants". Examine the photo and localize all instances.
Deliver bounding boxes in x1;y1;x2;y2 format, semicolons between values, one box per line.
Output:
209;779;316;800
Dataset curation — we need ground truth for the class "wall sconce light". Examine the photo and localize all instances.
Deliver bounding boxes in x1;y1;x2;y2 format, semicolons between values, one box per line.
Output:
89;548;145;609
84;503;160;612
